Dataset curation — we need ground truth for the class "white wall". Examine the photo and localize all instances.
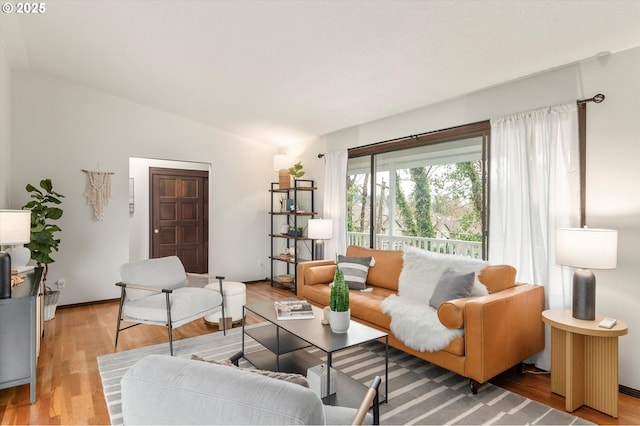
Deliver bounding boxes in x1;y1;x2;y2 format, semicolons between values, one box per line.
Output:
313;47;640;389
10;70;275;305
0;41;11;207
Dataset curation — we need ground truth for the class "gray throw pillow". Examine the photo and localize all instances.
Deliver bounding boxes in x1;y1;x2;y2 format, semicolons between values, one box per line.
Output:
429;268;475;309
191;355;309;388
337;255;373;290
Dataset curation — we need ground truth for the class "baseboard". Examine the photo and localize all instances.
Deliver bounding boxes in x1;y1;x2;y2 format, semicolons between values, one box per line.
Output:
58;298;120;309
620;384;640;398
520;363;639;399
243;279;267;284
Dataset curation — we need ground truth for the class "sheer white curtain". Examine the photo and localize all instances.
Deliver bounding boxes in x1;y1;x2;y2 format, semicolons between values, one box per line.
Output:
489;103;580;370
322;150;348;258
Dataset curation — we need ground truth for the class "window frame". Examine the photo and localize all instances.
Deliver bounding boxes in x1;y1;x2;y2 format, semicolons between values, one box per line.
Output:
348;120;491;258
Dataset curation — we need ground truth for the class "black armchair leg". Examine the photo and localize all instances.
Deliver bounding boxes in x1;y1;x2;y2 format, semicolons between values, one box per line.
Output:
216;276;227;336
165;292;174;356
115;286;126;349
372;378;381;425
228;351;244;366
352;376;381;425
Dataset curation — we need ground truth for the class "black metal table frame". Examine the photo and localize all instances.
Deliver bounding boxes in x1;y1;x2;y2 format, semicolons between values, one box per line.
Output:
242;302;389;405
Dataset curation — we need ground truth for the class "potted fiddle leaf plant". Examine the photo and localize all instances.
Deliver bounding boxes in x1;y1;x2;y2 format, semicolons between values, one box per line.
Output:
288;161;305;180
329;262;350;333
22;178;64;320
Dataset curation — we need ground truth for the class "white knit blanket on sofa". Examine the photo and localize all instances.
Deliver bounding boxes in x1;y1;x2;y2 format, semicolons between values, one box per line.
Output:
380;248;489;352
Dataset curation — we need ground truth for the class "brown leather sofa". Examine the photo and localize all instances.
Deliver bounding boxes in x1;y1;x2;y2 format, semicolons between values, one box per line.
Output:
297;245;545;393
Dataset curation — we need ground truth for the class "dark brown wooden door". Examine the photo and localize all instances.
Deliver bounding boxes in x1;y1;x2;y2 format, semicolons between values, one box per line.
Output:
150;168;208;273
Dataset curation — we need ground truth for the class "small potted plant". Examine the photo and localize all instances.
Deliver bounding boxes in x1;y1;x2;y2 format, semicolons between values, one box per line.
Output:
329;263;350;333
278;161;304;190
287;226;303;237
22;179;64;320
288;161;305;180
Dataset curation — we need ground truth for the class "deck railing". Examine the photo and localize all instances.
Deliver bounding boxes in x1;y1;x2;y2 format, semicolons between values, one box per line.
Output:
347;232;482;258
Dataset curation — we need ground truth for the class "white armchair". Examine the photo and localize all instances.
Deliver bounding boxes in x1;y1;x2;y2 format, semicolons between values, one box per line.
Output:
115;256;225;355
121;353;381;425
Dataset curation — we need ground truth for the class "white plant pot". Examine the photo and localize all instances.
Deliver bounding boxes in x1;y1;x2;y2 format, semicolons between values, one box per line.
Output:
329;309;350;334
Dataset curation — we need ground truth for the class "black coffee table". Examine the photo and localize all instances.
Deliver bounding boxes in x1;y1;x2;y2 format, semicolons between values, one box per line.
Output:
242;298;388;408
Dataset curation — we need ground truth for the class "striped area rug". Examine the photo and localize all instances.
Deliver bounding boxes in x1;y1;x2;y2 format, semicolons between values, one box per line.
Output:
98;325;591;425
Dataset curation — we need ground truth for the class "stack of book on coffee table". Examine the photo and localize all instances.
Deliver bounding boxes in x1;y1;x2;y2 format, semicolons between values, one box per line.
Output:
274;300;314;320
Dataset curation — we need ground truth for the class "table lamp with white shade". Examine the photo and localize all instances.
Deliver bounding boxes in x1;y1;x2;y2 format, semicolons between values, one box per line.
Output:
308;218;333;260
556;227;617;320
0;209;32;299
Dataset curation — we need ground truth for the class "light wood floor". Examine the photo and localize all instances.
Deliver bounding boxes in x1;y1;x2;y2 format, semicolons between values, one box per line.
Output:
1;281;638;425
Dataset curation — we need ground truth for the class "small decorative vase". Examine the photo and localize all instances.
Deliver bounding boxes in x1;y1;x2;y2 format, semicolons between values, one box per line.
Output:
322;306;331;325
329;309;350;333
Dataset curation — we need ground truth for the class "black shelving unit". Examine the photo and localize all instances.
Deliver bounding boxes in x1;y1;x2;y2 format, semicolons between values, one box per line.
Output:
269;179;317;293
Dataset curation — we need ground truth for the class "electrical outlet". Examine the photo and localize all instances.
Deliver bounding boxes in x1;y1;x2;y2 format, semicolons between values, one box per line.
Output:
56;279;66;289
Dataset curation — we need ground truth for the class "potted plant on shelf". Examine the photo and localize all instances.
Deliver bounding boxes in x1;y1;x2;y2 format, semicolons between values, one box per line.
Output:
22;179;64;321
329;263;350;333
287;226;304;237
279;161;305;190
288;161;305;180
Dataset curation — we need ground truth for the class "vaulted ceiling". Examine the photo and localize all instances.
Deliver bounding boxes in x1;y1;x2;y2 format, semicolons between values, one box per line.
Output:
2;0;640;147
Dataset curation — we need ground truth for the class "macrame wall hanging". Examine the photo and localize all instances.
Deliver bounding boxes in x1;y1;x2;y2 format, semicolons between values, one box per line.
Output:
82;169;114;220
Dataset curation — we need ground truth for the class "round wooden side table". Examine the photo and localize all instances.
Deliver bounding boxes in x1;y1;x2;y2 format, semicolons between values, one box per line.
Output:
542;309;628;418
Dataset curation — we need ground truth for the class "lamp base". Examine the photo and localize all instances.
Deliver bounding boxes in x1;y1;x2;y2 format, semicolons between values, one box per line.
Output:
314;240;325;261
572;268;595;320
7;245;31;271
0;252;11;299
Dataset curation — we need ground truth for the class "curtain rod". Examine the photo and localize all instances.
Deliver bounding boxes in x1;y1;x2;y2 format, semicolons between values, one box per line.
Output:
329;97;602;160
577;93;605;105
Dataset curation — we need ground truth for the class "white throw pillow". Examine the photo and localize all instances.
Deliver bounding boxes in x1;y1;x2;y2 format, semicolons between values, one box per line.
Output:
398;248;488;303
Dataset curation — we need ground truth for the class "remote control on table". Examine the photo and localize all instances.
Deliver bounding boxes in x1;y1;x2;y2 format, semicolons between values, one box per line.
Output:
598;318;617;329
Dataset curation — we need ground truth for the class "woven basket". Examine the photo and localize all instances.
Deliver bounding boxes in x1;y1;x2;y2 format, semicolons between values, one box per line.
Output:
44;289;60;321
278;274;294;283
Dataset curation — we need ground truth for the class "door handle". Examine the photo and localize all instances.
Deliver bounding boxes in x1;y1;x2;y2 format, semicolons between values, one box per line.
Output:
154;229;159;234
